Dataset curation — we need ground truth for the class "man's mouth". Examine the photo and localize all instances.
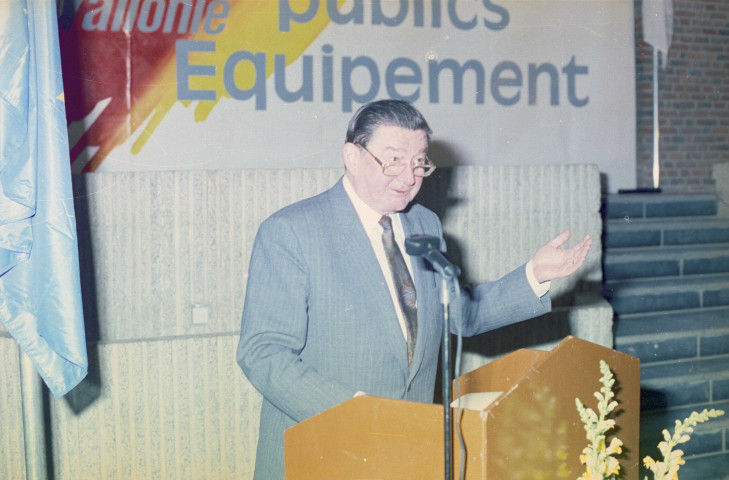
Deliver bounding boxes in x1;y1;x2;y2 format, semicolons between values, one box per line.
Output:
390;186;411;196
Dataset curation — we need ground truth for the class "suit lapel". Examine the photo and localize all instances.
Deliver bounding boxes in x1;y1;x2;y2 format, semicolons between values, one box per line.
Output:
325;179;410;375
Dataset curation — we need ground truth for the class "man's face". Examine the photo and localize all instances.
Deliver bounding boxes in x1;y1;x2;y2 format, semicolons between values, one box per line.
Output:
344;125;428;215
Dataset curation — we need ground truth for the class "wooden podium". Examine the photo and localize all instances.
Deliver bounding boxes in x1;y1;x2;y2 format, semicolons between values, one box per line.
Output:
284;336;640;479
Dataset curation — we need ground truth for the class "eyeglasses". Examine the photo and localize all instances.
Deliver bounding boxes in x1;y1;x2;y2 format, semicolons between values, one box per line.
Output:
355;143;437;178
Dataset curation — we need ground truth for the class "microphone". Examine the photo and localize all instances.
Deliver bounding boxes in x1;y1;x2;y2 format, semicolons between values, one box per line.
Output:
405;235;461;278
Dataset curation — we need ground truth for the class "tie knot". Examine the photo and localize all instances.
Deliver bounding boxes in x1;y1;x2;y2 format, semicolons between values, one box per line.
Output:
379;215;393;231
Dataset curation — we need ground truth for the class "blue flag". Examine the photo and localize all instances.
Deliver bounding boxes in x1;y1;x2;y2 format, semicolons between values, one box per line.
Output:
0;0;88;398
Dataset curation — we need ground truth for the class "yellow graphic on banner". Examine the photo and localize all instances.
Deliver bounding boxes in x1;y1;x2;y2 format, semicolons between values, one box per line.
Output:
127;1;344;161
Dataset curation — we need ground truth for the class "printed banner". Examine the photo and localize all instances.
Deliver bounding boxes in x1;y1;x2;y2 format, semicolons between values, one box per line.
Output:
59;0;636;191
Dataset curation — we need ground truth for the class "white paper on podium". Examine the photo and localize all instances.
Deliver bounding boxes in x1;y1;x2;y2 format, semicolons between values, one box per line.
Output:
450;392;503;411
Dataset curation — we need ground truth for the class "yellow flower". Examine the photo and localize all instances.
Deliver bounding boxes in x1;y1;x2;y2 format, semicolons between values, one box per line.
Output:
670;450;685;465
605;457;620;475
668;464;680;480
607;438;623;455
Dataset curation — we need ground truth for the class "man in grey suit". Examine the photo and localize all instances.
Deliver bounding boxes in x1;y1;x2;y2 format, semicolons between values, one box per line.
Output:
237;99;592;479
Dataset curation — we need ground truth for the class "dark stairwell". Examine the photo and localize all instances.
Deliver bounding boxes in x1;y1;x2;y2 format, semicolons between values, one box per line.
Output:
602;193;729;480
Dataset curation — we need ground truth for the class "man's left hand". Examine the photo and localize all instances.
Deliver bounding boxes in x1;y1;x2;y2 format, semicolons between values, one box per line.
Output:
532;230;592;283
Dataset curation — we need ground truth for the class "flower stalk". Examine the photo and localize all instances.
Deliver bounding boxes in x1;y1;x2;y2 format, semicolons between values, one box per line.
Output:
575;360;623;480
576;360;726;480
642;409;725;480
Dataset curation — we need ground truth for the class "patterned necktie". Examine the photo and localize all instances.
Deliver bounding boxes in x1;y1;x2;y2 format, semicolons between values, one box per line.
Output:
379;215;417;367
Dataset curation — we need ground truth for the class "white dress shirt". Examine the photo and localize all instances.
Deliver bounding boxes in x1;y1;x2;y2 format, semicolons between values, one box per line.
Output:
343;176;414;339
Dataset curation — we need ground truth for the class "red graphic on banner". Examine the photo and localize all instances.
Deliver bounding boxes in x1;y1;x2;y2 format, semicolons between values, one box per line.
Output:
59;1;205;172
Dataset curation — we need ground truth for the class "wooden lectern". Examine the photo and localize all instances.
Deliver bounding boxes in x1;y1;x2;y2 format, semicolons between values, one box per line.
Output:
284;336;640;479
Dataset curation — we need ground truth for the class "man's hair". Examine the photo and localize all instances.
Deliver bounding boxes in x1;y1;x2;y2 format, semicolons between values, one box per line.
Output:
345;99;432;147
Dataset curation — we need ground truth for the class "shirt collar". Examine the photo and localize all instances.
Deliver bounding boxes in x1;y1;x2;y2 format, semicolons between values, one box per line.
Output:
343;175;395;232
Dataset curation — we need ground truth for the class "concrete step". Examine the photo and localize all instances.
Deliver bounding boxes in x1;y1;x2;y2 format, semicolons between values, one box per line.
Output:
614;306;729;339
603;193;718;220
603;194;729;478
640;353;729;385
614;307;729;364
604;244;729;280
639;356;729;412
676;453;729;480
604;217;729;249
603;273;729;315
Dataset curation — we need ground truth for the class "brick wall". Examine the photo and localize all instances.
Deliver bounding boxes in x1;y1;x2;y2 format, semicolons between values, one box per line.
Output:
635;0;729;193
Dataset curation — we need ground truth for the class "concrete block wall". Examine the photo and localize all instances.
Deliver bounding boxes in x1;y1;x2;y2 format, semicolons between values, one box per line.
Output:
0;165;609;479
51;336;261;479
72;169;344;341
0;337;25;479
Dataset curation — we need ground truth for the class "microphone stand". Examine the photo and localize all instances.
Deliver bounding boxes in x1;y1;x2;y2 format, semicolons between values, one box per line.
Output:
404;235;461;480
438;269;459;480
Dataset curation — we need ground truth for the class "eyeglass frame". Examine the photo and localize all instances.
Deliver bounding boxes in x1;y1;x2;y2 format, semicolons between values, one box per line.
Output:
354;142;437;178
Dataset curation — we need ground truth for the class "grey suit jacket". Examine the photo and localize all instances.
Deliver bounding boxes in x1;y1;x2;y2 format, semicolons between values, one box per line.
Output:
237;178;550;479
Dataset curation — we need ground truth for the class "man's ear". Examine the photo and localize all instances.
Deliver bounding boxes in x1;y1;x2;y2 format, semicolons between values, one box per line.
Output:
343;142;359;173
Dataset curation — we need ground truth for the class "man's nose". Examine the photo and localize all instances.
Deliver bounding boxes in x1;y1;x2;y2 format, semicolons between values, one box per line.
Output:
399;163;417;185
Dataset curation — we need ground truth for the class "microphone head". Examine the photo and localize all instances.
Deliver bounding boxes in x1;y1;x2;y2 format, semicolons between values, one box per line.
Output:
405;235;440;256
